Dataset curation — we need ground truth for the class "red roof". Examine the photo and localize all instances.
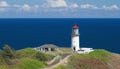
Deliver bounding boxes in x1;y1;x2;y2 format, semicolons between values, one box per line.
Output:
72;24;79;29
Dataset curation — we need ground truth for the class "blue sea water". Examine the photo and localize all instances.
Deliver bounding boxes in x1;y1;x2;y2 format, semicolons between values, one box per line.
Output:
0;18;120;53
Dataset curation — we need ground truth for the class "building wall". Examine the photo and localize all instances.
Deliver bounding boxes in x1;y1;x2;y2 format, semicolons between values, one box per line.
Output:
72;36;80;51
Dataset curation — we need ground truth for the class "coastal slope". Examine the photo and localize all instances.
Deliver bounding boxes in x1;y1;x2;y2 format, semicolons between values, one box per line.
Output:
0;45;120;69
53;50;120;69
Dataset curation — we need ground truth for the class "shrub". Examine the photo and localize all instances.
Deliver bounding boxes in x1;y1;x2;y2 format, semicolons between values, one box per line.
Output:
35;52;55;61
35;52;48;61
19;59;47;69
2;44;15;59
52;65;70;69
16;48;38;58
0;66;8;69
0;44;15;65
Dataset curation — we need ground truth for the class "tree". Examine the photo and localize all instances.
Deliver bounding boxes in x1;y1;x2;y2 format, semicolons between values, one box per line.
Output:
35;52;48;61
2;44;15;59
0;44;15;65
0;50;4;63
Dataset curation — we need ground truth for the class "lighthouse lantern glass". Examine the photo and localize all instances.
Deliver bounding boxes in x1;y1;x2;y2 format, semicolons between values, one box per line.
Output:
73;29;79;35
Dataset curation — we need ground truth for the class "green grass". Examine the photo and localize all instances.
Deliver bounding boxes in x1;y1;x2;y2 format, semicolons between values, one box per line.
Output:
19;59;47;69
68;50;112;69
53;50;112;69
71;49;111;62
16;48;55;61
35;52;55;61
0;66;8;69
59;48;72;53
52;65;70;69
16;48;38;58
0;48;51;69
1;59;47;69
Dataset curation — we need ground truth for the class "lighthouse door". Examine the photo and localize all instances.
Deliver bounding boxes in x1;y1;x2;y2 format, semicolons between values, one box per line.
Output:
73;47;76;51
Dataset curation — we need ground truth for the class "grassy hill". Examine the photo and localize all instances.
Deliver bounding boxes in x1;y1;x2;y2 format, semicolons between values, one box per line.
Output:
53;49;120;69
0;45;120;69
0;45;55;69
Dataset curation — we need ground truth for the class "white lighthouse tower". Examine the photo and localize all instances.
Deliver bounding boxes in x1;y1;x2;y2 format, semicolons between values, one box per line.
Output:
71;24;80;51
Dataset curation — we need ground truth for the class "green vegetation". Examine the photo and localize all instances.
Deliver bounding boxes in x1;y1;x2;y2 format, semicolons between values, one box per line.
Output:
16;48;38;58
19;59;47;69
0;66;8;69
0;44;15;65
68;49;111;69
58;48;72;54
0;45;115;69
52;65;70;69
70;49;111;62
54;49;112;69
2;44;15;59
35;52;55;61
0;44;55;69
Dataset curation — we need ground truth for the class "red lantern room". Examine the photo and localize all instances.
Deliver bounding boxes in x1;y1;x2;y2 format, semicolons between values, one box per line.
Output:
72;24;79;29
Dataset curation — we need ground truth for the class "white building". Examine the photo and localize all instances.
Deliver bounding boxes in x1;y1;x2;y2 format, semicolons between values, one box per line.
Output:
34;44;58;52
71;24;80;51
77;48;94;54
71;24;94;54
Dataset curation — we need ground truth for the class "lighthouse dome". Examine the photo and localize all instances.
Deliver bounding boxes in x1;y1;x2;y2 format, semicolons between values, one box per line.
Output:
72;24;79;29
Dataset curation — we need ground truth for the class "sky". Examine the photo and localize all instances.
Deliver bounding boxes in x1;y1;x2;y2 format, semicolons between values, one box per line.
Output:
0;0;120;18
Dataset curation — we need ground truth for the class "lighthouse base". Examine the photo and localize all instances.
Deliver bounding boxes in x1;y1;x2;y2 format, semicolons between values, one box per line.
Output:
77;48;94;54
71;36;80;51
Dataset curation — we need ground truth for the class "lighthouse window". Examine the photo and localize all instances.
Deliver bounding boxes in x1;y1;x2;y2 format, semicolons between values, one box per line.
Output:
73;29;79;35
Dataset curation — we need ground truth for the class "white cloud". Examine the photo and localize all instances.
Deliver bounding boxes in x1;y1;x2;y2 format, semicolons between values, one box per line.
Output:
22;4;31;11
102;5;119;10
0;8;6;12
80;4;98;9
79;4;119;10
0;1;9;7
111;5;119;9
0;0;119;14
0;1;9;12
12;5;21;7
69;3;79;8
34;5;39;8
47;0;68;8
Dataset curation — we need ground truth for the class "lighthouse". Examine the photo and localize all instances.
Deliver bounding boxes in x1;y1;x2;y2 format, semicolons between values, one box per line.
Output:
71;24;80;51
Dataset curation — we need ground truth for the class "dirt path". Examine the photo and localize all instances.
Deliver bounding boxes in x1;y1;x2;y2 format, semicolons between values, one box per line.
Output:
108;53;120;69
41;53;74;69
47;55;59;65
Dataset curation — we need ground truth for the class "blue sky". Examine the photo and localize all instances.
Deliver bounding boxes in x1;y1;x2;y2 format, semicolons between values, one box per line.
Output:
0;0;120;18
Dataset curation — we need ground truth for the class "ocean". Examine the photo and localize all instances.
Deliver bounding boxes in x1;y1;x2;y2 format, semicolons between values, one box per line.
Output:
0;18;120;53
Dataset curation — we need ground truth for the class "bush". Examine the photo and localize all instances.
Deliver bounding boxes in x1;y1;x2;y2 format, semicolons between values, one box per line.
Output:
16;48;38;58
0;66;8;69
52;65;70;69
35;52;55;61
19;59;47;69
35;52;48;61
2;44;15;59
0;44;15;65
3;58;13;65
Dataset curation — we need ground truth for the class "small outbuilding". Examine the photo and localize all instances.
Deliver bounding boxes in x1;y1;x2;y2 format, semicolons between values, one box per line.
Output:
34;44;58;52
77;48;94;54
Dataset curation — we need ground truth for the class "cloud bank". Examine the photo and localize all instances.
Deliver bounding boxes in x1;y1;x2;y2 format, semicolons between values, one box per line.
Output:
0;0;120;18
47;0;68;8
0;1;9;7
0;0;119;12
